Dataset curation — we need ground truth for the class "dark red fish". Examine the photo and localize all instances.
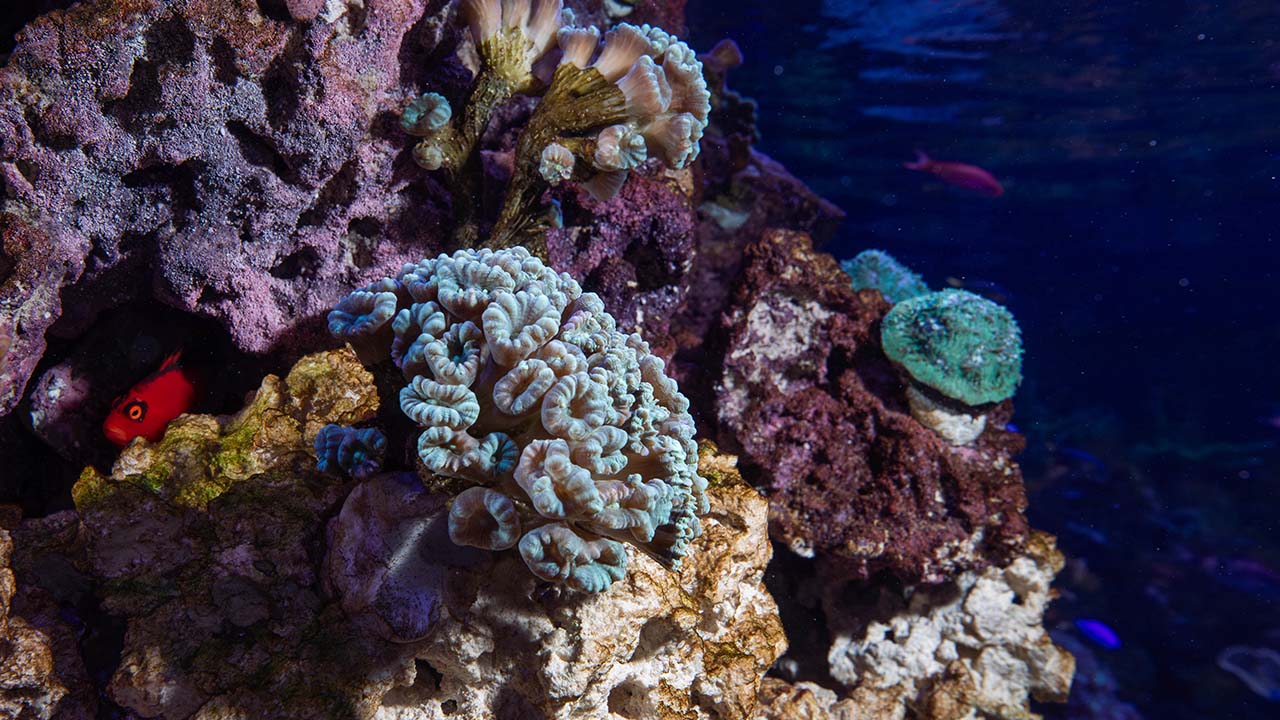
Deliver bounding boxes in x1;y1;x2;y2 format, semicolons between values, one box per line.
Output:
905;150;1004;197
103;350;201;447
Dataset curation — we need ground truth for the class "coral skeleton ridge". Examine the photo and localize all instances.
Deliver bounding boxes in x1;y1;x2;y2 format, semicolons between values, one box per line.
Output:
329;246;709;592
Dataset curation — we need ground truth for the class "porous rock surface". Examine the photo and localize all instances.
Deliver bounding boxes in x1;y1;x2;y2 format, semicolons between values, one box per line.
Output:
547;164;699;361
0;0;458;415
715;229;1030;583
343;446;787;719
756;679;858;719
822;532;1075;720
49;342;783;718
0;525;62;717
0;523;95;719
0;0;749;421
70;348;410;718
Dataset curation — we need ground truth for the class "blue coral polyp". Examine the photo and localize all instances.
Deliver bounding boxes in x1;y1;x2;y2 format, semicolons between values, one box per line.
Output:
314;424;388;480
328;247;708;592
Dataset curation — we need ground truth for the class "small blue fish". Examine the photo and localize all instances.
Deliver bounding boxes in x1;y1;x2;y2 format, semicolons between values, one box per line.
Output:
1075;618;1121;650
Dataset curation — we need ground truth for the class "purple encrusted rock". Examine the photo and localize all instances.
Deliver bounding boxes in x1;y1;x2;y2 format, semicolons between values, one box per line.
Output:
0;0;461;414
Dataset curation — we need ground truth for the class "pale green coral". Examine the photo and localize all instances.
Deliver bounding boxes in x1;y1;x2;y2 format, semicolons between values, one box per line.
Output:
401;93;452;136
841;249;930;304
881;289;1023;406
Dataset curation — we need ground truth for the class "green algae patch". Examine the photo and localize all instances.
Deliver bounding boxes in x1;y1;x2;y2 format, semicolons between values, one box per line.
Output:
71;467;113;510
75;348;379;518
696;440;749;491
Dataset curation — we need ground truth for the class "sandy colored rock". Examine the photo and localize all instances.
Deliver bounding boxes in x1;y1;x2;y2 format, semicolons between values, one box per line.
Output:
0;525;95;718
367;444;787;719
755;678;859;720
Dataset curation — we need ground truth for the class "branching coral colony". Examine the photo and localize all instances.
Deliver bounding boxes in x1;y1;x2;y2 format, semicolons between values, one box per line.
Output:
403;0;711;253
328;248;709;592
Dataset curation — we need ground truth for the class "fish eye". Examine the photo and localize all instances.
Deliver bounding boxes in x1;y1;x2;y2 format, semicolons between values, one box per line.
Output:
124;401;147;422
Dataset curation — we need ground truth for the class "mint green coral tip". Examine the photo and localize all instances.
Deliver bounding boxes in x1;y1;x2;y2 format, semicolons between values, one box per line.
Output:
840;249;930;304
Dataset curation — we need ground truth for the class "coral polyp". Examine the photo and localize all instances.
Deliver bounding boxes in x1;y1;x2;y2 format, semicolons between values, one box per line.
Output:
402;0;710;251
880;289;1023;444
881;289;1023;407
328;246;708;591
841;249;930;304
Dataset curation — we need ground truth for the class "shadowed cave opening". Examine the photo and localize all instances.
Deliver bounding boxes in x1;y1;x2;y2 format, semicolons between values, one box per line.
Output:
0;1;77;56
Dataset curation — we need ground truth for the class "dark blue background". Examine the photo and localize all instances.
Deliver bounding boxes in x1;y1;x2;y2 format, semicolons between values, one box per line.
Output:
688;0;1280;717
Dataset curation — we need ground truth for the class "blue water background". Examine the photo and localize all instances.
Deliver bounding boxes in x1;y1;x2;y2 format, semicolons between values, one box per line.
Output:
688;0;1280;717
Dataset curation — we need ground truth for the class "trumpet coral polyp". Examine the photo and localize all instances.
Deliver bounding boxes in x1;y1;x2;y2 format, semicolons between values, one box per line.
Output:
399;0;711;250
328;247;708;592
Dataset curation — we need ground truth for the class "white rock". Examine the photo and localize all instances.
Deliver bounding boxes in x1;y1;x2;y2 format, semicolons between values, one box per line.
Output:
823;533;1074;720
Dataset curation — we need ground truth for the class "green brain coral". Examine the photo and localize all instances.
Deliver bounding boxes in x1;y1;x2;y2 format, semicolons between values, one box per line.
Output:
841;249;930;304
881;289;1023;406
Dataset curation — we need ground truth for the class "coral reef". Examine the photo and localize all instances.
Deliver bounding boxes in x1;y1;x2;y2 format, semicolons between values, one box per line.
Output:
403;0;711;249
70;349;409;716
824;532;1074;719
27;339;783;717
0;1;1071;718
328;246;709;591
486;17;710;241
716;229;1030;582
840;249;930;304
754;536;1072;720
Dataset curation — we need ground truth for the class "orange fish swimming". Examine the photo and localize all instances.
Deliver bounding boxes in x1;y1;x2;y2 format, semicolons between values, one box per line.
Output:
905;150;1004;197
103;350;201;447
